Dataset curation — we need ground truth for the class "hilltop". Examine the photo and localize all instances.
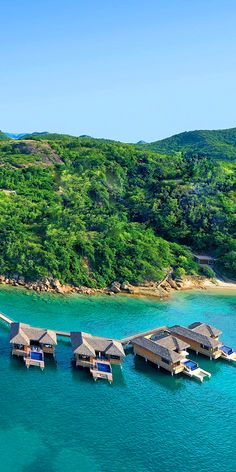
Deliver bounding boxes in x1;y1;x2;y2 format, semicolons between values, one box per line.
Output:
140;127;236;160
0;130;234;288
0;139;63;167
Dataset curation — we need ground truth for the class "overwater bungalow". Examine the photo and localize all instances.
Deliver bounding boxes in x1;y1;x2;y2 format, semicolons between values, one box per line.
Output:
132;331;211;381
169;324;223;360
10;322;57;370
188;322;236;362
70;331;125;382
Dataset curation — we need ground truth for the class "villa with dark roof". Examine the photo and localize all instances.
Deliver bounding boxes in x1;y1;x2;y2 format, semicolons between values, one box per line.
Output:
187;322;236;362
70;331;125;382
169;324;222;359
132;331;189;375
132;330;211;381
10;322;57;369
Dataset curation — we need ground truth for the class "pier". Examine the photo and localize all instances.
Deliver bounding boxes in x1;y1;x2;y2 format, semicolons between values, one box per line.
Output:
0;312;167;344
0;312;70;337
119;326;168;345
0;310;235;380
0;312;14;325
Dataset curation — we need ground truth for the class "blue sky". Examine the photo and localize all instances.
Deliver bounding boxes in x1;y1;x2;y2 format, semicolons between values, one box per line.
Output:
1;0;236;142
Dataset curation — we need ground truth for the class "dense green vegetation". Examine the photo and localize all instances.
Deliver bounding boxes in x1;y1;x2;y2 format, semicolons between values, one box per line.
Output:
141;127;236;161
0;130;235;287
0;131;9;141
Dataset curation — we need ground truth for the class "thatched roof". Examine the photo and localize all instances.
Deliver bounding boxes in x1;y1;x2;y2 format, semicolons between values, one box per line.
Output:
132;336;183;363
188;322;222;338
150;332;189;351
71;332;96;356
70;331;125;357
10;322;57;346
169;325;220;348
105;341;125;357
10;323;30;346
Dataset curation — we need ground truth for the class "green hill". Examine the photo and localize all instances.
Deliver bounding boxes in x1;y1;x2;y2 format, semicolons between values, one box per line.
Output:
0;131;235;286
0;131;9;140
141;128;236;160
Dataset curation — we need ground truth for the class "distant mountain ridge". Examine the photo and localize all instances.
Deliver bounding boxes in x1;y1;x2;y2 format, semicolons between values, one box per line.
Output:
5;132;49;140
139;127;236;160
3;127;236;160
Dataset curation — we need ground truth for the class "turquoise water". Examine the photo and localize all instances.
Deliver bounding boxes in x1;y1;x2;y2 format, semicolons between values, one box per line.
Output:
0;287;235;472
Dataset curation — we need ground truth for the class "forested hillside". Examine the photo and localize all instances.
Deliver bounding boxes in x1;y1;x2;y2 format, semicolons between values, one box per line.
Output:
141;127;236;160
0;132;235;287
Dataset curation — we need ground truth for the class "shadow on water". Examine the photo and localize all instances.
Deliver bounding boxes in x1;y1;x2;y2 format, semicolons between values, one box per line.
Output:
110;364;126;387
9;354;26;372
183;351;236;381
133;355;185;392
71;363;95;385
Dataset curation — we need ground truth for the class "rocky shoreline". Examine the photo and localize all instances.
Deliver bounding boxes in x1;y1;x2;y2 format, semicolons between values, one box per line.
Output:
0;274;223;297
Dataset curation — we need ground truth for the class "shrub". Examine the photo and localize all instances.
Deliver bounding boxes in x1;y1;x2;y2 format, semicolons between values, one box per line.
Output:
173;267;186;280
200;265;215;278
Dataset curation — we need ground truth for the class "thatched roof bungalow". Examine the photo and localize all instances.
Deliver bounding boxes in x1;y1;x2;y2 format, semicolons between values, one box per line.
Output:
169;325;222;359
10;322;57;369
132;331;190;375
71;331;125;382
188;322;222;339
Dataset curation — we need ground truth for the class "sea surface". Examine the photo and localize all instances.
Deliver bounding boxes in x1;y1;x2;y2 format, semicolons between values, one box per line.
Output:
0;287;235;472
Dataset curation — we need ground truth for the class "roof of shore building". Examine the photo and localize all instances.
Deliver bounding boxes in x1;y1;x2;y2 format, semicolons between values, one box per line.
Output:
192;254;216;261
188;322;222;338
10;322;57;346
132;333;188;363
169;325;220;348
70;332;125;357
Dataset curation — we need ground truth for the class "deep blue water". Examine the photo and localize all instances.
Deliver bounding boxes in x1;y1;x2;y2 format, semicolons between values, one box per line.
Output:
0;287;235;472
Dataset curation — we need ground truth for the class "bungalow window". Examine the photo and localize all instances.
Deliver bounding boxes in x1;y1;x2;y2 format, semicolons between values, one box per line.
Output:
15;343;24;350
201;344;209;350
95;351;106;359
161;357;170;364
44;344;53;348
109;355;120;360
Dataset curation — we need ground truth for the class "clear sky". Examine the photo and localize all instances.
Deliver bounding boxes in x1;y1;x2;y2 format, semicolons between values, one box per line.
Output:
1;0;236;142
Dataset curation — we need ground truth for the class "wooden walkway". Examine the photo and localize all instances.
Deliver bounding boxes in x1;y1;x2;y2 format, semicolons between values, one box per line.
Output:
0;311;167;344
119;325;168;345
0;312;14;325
0;312;70;337
55;330;70;337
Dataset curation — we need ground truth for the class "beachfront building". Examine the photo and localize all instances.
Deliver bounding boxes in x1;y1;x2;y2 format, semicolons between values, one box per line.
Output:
169;324;223;360
132;331;211;381
10;322;57;369
192;254;216;266
70;331;125;382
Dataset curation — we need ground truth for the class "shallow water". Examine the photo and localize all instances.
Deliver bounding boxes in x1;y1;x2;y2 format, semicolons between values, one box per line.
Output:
0;287;235;472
